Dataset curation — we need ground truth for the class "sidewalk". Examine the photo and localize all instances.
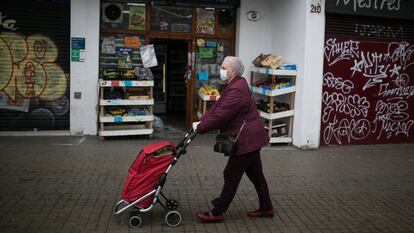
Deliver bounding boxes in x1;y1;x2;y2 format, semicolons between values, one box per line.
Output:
0;133;413;233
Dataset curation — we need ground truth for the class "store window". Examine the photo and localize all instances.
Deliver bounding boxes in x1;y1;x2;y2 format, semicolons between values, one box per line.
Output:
151;5;192;32
196;8;215;34
101;2;146;31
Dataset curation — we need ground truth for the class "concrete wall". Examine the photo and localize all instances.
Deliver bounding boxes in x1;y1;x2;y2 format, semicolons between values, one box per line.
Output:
236;0;273;75
70;0;100;135
237;0;325;148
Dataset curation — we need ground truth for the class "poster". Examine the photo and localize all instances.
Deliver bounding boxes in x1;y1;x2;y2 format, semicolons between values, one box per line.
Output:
124;36;140;49
129;6;145;30
196;8;215;34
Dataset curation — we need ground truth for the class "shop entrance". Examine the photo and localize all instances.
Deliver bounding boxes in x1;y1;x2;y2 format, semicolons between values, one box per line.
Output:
151;39;189;130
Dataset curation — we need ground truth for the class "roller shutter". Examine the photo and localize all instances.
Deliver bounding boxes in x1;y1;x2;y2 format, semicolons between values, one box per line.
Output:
321;12;414;145
0;0;70;131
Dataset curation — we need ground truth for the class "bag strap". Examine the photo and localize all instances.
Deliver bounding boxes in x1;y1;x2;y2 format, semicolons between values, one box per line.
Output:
234;120;247;142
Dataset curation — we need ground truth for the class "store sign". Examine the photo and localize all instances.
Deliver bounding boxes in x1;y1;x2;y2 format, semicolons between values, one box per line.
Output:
0;11;18;30
71;37;85;62
326;0;414;20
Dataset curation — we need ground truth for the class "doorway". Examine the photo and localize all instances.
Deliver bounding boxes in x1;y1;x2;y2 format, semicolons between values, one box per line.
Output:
151;39;188;130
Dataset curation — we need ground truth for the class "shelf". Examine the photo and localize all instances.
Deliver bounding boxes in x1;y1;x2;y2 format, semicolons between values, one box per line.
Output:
259;110;294;120
198;91;220;101
99;80;154;87
270;137;292;143
251;66;297;76
99;127;153;137
99;115;154;123
100;28;145;35
100;99;154;106
250;86;296;97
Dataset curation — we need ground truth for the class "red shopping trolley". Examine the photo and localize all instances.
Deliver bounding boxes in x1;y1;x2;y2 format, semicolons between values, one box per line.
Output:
113;129;197;228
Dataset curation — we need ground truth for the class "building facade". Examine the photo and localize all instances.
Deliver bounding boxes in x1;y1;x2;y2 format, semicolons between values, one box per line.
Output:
1;0;413;148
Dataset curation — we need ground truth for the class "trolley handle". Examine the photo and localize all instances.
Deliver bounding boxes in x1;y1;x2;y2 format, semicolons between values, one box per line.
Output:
176;128;197;151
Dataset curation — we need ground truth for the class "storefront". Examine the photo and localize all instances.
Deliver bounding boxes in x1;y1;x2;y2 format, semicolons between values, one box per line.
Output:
2;0;338;149
0;0;70;131
95;0;238;136
321;1;414;145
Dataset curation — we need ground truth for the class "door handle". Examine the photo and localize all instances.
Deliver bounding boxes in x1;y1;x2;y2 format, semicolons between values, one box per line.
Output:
163;63;166;93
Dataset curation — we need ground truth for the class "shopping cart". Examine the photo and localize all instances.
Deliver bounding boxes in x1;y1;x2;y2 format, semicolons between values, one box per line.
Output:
113;129;197;228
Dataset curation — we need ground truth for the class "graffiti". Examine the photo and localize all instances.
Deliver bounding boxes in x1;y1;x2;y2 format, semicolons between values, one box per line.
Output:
378;73;414;99
335;0;401;12
322;92;370;121
323;115;371;144
350;51;393;90
322;36;414;145
349;42;413;90
0;12;18;31
373;97;414;139
0;32;66;102
323;72;354;94
354;23;404;38
0;32;68;129
324;38;360;66
385;42;414;70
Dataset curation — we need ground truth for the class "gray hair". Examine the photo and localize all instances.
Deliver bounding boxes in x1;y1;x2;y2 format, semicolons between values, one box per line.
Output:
223;56;245;76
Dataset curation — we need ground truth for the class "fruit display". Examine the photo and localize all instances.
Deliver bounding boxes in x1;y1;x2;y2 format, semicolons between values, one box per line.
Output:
103;69;119;79
122;69;135;79
109;107;127;116
199;86;220;96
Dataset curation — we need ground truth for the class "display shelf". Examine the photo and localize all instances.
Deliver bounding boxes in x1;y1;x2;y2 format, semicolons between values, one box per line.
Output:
98;77;154;137
259;110;295;120
198;91;220;101
99;99;154;106
251;65;296;144
99;115;154;123
250;86;296;97
269;137;292;143
99;80;154;87
99;127;153;137
197;90;220;119
251;66;297;76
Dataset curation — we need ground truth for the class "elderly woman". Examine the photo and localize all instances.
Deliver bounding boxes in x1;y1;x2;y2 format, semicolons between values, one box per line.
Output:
193;56;273;222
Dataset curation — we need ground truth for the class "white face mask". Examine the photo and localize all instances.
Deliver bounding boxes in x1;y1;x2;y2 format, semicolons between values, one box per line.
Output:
220;68;228;81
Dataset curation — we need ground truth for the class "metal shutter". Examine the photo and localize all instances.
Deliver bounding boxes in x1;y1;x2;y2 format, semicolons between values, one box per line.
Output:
0;0;70;131
321;14;414;145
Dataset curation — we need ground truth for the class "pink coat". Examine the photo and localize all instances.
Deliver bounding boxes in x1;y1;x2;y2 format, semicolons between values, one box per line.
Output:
197;76;269;155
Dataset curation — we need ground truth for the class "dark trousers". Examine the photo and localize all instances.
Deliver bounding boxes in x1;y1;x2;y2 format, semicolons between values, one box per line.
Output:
212;149;273;213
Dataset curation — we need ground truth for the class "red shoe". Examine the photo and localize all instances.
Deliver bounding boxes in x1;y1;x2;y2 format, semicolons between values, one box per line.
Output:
195;211;224;223
247;208;274;217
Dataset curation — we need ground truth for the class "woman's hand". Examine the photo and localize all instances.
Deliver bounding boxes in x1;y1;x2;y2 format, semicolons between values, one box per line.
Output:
192;121;201;132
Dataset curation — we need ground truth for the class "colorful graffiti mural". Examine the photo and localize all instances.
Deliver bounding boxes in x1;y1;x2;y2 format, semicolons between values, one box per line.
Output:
0;32;69;130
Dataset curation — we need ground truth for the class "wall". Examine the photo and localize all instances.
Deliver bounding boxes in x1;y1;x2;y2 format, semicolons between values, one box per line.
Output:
237;0;325;148
296;0;325;148
236;0;273;78
70;0;100;135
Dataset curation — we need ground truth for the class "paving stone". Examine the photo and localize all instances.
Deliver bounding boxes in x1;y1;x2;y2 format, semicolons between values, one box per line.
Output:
0;136;413;233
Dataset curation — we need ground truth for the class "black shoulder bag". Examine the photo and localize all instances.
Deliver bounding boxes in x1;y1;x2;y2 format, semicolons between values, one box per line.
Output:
214;121;247;156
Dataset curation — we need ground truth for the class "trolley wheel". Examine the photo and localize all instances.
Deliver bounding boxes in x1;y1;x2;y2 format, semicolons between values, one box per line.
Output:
129;214;143;228
165;211;182;227
166;199;179;210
